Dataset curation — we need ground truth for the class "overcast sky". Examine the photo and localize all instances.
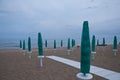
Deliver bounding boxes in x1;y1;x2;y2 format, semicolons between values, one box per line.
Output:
0;0;120;40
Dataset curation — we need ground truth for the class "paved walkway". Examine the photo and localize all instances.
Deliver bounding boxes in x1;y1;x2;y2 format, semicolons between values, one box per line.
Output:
46;55;120;80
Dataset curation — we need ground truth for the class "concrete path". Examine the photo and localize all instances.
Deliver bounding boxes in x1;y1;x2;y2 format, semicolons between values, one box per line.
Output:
46;55;120;80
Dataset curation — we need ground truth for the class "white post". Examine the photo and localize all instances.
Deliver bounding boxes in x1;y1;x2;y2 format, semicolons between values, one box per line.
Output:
91;52;96;60
92;53;94;60
114;51;116;56
54;49;56;53
28;51;32;59
40;57;43;67
113;49;117;56
38;56;44;67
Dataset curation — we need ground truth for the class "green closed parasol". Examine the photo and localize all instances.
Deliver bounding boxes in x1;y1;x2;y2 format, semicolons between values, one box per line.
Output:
54;40;56;53
45;40;47;48
72;39;74;48
81;21;91;75
97;39;99;46
20;40;22;49
92;35;96;52
28;37;32;58
23;40;26;50
67;38;70;55
113;36;117;56
77;21;93;79
103;38;105;46
54;40;56;49
61;40;63;47
91;35;96;59
38;32;43;56
38;32;44;67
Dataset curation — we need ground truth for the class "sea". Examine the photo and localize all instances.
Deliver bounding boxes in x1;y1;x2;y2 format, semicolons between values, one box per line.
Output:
0;35;120;49
0;38;77;49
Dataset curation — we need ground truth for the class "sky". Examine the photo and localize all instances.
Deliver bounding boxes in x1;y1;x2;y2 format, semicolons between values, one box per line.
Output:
0;0;120;40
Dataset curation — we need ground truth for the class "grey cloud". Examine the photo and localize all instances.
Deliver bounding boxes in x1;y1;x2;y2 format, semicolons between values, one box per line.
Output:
0;0;120;39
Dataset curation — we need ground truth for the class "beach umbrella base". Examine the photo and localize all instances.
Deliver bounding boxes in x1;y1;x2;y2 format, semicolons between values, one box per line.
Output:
91;52;96;54
28;51;32;54
38;56;44;58
76;73;93;80
67;50;71;55
54;49;56;53
28;51;32;58
113;49;118;56
38;56;44;67
91;52;96;60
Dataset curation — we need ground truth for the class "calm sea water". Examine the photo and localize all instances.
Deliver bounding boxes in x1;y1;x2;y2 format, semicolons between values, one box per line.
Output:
0;39;78;49
0;35;120;49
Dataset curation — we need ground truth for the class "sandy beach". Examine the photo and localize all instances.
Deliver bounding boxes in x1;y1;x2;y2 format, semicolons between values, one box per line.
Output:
0;45;120;80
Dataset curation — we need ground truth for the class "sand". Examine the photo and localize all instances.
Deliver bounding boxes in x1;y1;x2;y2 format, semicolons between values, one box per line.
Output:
0;45;120;80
